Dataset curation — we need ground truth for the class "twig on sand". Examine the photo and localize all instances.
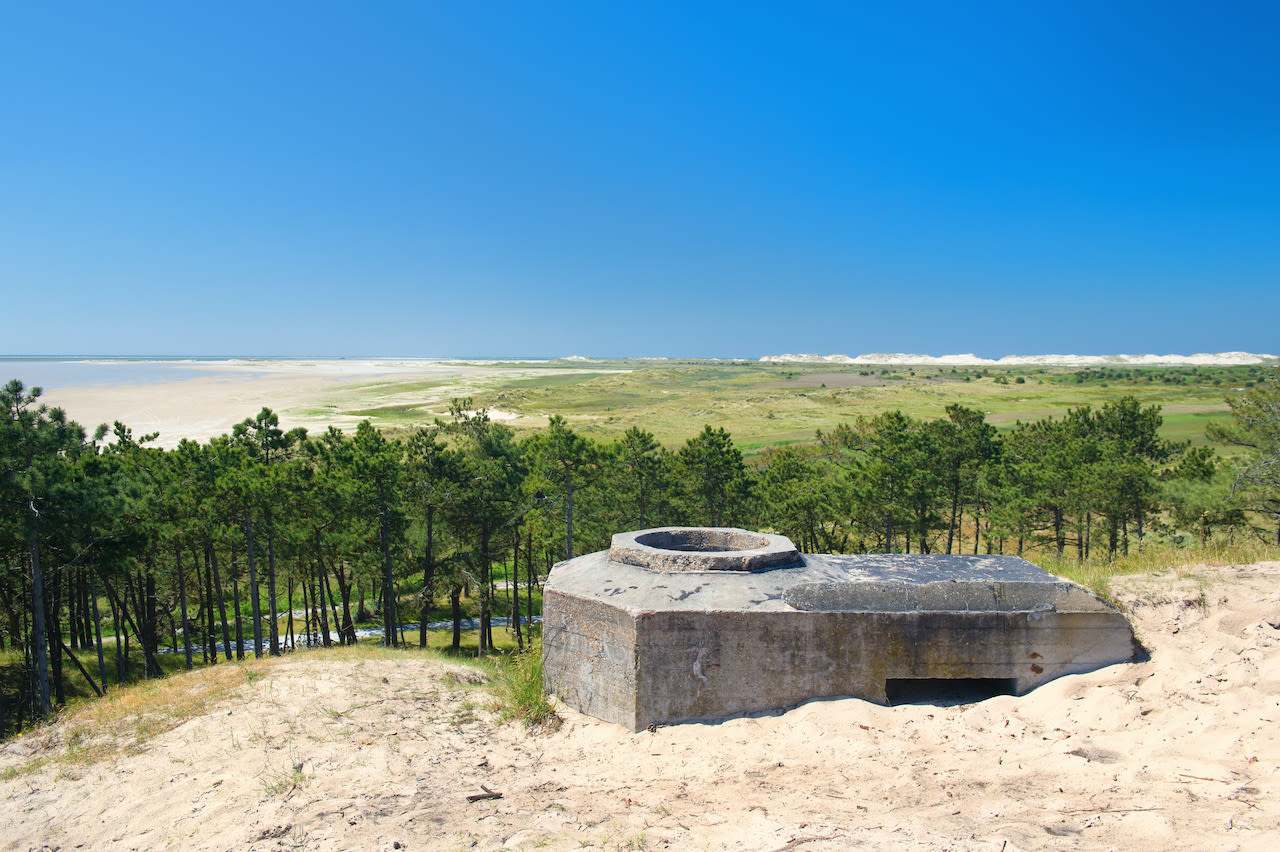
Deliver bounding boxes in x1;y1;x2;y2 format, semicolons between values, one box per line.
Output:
332;697;403;716
466;784;503;803
767;831;843;851
1178;773;1231;783
1058;805;1163;815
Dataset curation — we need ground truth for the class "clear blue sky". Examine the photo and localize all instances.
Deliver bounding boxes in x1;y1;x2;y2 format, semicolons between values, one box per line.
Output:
3;2;1277;359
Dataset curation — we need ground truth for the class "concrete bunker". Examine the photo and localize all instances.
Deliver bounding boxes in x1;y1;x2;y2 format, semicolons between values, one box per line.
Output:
543;527;1137;731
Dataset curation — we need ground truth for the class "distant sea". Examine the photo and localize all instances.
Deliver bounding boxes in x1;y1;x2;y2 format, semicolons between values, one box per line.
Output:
0;358;252;390
0;356;490;392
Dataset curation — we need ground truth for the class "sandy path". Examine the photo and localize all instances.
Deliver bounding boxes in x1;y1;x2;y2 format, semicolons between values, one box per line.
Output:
2;563;1279;851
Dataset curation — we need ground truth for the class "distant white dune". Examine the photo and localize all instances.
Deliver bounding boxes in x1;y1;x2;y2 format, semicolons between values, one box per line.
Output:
760;352;1279;367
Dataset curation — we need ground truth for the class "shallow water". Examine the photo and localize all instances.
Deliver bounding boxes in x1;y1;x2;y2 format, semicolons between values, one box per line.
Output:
0;357;468;391
0;358;243;390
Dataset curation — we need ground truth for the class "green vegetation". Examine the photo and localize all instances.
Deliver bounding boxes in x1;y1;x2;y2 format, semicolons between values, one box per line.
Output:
492;643;559;730
2;365;1278;740
321;360;1263;451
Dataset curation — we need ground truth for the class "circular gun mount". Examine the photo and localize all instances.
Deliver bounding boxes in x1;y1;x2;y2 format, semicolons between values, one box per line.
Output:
608;526;802;574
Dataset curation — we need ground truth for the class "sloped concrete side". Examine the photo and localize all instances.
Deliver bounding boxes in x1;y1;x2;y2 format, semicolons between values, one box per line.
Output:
542;589;639;730
1009;609;1138;692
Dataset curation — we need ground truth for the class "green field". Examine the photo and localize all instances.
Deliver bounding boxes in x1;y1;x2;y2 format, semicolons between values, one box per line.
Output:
313;359;1272;454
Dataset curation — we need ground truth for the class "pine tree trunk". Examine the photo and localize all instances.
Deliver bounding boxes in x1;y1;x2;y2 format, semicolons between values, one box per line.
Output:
526;529;535;627
104;579;162;681
511;539;523;651
478;523;491;657
266;513;280;656
419;508;434;649
175;547;192;671
144;569;161;677
232;573;244;660
487;566;497;650
83;570;94;650
333;560;355;645
356;574;370;623
208;544;232;661
89;570;107;690
244;516;263;658
450;585;462;650
946;487;960;554
286;575;295;651
74;571;87;653
77;569;89;649
1052;509;1064;557
379;501;396;648
68;569;80;652
302;571;313;648
201;547;215;664
27;513;51;718
47;564;66;705
313;539;333;648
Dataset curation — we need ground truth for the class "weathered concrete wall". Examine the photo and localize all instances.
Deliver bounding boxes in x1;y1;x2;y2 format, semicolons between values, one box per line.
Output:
629;609;1134;728
541;588;638;729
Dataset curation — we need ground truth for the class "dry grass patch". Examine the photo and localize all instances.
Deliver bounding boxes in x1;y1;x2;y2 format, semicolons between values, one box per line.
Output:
1041;538;1280;603
1;662;265;780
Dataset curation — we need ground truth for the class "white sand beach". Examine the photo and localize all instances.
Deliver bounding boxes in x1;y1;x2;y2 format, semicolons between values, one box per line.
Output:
9;359;559;447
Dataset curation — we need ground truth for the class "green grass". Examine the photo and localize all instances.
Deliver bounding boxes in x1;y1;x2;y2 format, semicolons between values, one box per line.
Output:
491;642;559;731
396;363;1236;444
1159;409;1236;446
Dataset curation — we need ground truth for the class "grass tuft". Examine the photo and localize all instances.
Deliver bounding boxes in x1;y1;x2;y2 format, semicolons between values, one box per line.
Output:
492;644;560;731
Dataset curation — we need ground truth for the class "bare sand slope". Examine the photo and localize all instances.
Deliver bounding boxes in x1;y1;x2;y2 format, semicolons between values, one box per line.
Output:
3;563;1279;851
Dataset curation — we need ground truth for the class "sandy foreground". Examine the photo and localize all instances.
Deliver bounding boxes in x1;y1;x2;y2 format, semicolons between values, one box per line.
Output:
2;564;1279;852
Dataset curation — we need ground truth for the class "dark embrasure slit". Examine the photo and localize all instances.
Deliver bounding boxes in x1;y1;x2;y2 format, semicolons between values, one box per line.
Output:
885;678;1018;706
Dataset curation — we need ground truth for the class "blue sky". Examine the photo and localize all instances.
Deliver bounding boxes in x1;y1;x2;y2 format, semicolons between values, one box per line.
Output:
3;2;1277;359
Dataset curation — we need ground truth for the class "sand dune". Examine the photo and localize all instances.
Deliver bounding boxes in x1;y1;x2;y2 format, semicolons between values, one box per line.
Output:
2;562;1279;850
